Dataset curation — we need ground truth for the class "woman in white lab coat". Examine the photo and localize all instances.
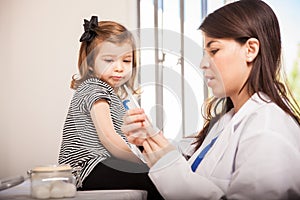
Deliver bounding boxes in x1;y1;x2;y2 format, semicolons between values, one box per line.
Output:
121;0;300;199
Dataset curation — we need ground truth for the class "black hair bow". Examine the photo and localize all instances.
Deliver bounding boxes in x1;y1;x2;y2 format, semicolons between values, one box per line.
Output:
79;16;98;42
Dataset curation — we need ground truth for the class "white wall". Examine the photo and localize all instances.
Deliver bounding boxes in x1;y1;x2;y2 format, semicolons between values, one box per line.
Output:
0;0;137;179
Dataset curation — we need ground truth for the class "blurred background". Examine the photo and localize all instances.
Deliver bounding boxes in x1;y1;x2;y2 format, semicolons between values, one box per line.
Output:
0;0;299;179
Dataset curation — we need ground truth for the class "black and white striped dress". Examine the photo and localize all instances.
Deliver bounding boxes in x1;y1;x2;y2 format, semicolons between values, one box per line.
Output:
58;77;127;187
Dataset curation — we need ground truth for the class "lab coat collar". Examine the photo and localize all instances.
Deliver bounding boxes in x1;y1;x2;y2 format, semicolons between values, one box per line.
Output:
230;92;270;126
202;92;269;142
195;92;270;175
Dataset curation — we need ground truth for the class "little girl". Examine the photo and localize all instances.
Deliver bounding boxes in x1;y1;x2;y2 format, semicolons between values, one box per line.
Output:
58;16;163;200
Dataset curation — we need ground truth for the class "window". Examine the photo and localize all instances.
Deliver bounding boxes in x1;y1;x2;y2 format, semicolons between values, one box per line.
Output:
137;0;213;141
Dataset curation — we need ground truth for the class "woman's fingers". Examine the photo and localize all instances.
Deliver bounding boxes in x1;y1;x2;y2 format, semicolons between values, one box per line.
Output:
123;111;146;125
122;108;146;136
149;131;169;147
146;136;161;152
142;137;176;167
127;134;145;146
122;108;147;146
126;108;145;116
142;140;155;167
121;122;143;133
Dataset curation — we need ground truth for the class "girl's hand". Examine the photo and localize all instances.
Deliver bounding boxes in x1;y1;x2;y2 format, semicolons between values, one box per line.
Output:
142;132;176;167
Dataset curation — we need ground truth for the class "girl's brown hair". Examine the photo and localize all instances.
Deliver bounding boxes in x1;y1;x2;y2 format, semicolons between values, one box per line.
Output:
194;0;300;151
71;20;139;99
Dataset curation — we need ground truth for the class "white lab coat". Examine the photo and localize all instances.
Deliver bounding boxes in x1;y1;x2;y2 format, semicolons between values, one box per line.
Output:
149;93;300;200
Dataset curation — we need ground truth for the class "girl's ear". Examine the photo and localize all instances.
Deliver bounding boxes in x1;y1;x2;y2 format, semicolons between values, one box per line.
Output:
245;38;259;63
88;66;95;77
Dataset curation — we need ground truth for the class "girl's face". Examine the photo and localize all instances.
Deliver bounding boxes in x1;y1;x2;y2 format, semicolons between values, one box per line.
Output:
93;41;133;88
201;35;251;98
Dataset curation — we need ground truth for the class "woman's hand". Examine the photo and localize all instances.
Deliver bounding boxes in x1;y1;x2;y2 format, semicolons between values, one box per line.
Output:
142;132;176;167
121;108;148;146
122;108;176;167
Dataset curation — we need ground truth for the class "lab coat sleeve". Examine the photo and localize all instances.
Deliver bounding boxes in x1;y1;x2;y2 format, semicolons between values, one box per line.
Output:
149;150;224;200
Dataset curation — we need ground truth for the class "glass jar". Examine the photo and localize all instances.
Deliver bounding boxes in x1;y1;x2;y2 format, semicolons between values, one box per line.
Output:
27;164;76;199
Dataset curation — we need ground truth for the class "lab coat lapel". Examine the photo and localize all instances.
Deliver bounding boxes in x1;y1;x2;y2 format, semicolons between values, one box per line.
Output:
192;110;234;175
199;116;234;175
197;93;266;175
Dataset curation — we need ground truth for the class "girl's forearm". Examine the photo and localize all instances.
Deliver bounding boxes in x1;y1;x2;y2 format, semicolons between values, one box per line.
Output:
99;133;142;163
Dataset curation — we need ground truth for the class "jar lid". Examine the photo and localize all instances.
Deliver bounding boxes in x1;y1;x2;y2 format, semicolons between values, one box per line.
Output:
30;164;72;173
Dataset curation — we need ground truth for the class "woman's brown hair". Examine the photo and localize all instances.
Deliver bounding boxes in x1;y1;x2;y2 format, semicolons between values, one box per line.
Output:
71;19;139;99
194;0;300;151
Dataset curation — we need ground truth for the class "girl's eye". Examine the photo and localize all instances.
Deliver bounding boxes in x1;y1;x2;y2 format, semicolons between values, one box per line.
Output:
104;59;114;63
123;60;132;63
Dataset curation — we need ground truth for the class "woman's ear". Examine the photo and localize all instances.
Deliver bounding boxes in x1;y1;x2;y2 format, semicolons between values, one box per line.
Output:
245;38;259;63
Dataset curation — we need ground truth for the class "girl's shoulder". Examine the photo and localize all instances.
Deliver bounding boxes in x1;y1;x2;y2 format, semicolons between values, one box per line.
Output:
77;78;114;93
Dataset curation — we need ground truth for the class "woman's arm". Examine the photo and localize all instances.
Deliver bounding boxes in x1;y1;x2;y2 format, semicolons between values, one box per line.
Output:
148;151;224;200
90;99;141;163
122;108;224;199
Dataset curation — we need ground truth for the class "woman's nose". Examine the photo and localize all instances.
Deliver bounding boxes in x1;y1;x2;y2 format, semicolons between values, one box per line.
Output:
200;54;210;69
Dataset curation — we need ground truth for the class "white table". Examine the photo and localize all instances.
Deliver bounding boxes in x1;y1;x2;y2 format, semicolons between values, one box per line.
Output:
0;180;147;200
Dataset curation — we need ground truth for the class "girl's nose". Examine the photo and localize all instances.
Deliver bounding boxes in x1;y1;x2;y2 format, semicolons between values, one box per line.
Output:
114;61;124;72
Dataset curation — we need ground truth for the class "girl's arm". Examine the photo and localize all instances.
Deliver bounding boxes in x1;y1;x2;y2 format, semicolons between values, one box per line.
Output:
90;99;142;163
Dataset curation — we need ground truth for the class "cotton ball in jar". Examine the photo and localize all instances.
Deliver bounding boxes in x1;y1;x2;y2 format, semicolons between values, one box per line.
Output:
63;182;77;197
32;184;50;199
50;181;65;198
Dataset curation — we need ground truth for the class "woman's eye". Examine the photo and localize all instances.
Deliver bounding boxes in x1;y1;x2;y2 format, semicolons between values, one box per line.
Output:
210;49;219;55
123;60;132;63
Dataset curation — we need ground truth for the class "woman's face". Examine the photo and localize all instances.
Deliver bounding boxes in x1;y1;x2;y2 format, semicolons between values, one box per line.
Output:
93;41;133;88
201;35;251;98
